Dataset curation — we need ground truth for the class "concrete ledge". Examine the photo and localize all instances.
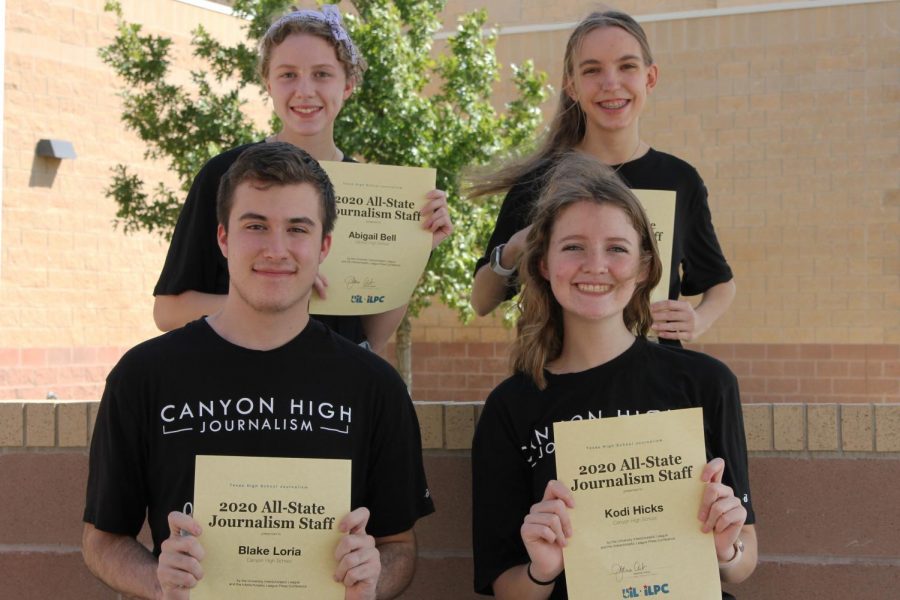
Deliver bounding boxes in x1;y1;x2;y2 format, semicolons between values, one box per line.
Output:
4;400;899;454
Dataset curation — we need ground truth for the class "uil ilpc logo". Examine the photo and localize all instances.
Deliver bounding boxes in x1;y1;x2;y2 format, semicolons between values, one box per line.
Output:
622;582;671;597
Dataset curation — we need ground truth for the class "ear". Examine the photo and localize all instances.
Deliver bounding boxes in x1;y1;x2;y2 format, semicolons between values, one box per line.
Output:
645;63;659;93
217;224;228;258
563;75;577;102
342;78;355;101
319;232;333;264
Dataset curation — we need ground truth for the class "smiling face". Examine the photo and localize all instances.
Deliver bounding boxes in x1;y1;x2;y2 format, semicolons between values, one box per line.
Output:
541;201;645;327
265;33;354;143
566;26;658;138
218;180;331;316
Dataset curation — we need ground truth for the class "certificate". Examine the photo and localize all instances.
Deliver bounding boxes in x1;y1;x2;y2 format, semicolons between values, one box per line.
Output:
192;455;350;600
553;408;720;599
310;162;435;316
632;189;676;304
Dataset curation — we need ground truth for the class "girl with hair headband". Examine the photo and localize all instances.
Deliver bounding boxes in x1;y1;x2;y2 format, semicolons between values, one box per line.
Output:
471;10;734;345
153;5;453;351
471;153;757;599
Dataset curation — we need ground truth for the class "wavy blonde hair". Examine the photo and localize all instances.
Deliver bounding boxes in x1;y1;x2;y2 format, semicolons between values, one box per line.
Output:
511;153;662;389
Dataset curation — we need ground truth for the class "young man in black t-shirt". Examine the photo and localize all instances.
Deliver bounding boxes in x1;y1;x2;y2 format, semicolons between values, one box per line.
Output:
82;143;434;600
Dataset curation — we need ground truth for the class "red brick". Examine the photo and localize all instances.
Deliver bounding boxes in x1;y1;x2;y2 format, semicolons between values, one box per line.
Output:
466;374;496;389
799;378;833;394
751;360;784;376
493;342;512;357
885;361;900;378
834;379;867;394
450;358;482;374
414;373;441;389
699;344;735;359
479;358;509;375
766;378;799;394
0;552;118;600
46;348;72;365
412;342;440;358
439;374;467;389
848;362;867;377
767;344;800;359
800;344;832;359
71;346;98;364
833;344;867;359
867;378;899;394
0;348;20;366
439;343;467;357
727;359;751;376
734;343;766;359
20;348;47;366
424;357;453;373
867;344;899;359
817;360;848;377
784;360;816;376
739;377;766;394
465;343;494;358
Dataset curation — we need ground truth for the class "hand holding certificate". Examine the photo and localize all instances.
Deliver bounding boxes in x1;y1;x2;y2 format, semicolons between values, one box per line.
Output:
553;408;722;599
182;455;352;600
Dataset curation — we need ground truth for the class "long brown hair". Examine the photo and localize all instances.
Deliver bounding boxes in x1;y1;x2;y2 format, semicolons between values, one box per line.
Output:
469;11;653;199
511;152;662;389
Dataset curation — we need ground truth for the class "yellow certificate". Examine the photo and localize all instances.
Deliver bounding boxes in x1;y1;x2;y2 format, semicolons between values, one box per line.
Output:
310;162;435;316
192;455;350;600
553;408;720;599
633;189;676;304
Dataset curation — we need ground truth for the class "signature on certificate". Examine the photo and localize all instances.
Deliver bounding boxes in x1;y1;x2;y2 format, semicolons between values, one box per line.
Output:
611;560;649;582
345;275;378;290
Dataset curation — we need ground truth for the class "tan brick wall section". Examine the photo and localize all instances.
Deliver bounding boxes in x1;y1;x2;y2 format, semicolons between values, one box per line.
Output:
1;0;267;349
2;399;898;453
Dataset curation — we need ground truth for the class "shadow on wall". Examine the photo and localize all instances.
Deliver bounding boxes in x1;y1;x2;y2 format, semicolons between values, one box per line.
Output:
29;155;61;188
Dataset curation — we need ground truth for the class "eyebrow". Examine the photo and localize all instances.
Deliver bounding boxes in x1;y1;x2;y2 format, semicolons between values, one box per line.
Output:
272;62;339;71
578;54;643;68
238;213;318;227
557;234;634;245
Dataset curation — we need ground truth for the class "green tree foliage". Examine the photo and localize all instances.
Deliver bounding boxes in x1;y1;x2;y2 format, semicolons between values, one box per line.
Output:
100;0;547;325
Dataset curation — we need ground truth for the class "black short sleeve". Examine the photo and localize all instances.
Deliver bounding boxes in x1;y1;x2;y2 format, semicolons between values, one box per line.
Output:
362;370;435;537
83;363;150;537
471;389;535;595
473;170;549;302
679;176;733;296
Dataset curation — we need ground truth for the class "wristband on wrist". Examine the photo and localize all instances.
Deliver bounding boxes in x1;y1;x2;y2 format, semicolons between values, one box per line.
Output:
526;562;556;586
490;243;517;277
718;538;744;570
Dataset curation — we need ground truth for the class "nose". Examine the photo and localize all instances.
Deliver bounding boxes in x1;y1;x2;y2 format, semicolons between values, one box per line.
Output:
600;69;620;91
583;248;609;273
292;74;315;97
262;231;290;259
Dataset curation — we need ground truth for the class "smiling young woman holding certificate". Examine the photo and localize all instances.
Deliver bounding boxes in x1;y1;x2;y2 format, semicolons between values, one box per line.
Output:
471;153;757;599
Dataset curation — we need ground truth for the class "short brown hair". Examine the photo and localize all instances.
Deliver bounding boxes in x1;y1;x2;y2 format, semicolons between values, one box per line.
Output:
217;142;337;236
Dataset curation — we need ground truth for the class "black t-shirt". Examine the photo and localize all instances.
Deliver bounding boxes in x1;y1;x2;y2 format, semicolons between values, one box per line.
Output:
154;142;365;344
84;318;434;556
475;150;733;344
471;338;754;598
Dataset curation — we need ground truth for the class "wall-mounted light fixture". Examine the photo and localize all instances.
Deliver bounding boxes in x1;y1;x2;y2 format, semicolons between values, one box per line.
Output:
35;139;77;160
